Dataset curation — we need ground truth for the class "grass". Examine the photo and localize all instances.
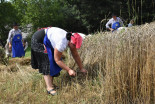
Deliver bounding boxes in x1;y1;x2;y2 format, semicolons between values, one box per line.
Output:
0;22;155;104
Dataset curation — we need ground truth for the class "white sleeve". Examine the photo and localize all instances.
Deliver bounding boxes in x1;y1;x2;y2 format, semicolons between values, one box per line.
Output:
8;30;12;43
55;40;67;52
24;42;28;51
118;18;124;27
19;29;22;36
106;19;112;28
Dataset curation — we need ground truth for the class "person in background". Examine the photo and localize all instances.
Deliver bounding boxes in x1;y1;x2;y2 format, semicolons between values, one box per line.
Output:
22;38;28;53
128;20;134;27
5;39;12;58
8;22;25;58
31;27;87;96
106;13;124;32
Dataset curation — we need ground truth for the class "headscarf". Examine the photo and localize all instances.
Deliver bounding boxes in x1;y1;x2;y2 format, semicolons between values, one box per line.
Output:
71;33;83;49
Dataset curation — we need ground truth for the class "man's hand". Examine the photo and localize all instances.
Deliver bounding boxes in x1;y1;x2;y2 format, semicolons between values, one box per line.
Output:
109;28;114;32
9;44;12;50
68;69;76;76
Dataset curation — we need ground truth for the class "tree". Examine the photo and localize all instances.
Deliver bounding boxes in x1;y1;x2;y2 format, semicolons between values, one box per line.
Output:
1;0;155;37
0;1;18;43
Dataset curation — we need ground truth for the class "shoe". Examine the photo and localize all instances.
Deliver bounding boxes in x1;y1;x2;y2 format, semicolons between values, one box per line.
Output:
47;89;57;96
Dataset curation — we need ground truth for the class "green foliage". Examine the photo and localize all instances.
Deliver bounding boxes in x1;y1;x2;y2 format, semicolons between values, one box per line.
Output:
0;0;155;37
0;1;18;42
11;0;86;33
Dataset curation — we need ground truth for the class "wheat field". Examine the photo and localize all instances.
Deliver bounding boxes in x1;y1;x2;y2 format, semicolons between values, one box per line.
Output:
0;22;155;104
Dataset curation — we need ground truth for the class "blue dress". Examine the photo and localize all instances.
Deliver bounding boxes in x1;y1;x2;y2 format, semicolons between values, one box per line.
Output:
43;30;62;76
112;22;121;30
12;34;25;57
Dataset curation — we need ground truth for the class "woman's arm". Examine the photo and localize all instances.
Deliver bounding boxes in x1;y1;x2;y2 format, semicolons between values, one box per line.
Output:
106;19;114;31
24;42;28;51
8;30;12;49
69;43;87;73
69;43;83;69
118;18;124;27
54;48;75;76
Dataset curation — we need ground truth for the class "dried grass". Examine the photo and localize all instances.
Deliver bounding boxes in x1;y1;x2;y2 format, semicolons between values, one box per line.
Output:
68;22;155;103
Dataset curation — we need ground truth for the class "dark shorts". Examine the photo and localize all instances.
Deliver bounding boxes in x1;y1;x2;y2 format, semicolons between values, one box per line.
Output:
31;29;60;77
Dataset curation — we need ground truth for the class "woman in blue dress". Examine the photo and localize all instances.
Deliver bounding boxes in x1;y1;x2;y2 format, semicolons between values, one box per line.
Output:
8;22;25;57
31;27;87;95
106;13;124;32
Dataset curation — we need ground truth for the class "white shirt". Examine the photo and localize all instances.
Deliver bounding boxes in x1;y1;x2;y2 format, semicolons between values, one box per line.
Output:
128;23;133;27
8;29;22;43
45;27;69;52
106;17;124;28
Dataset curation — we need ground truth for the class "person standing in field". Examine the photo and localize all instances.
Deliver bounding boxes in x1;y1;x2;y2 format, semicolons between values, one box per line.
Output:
106;13;124;32
8;22;25;58
31;27;87;96
128;19;134;27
